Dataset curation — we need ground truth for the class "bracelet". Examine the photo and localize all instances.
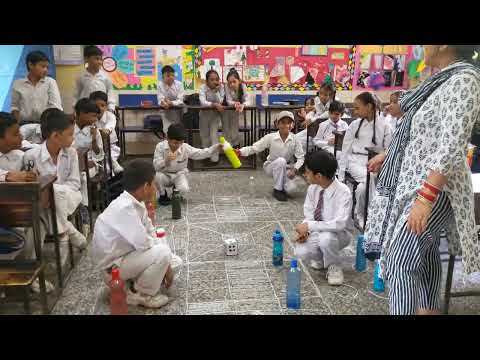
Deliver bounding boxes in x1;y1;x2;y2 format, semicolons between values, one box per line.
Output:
416;195;433;209
417;189;436;202
423;181;441;195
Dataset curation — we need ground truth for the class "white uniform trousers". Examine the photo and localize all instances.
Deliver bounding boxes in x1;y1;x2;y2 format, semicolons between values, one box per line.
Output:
294;231;352;268
160;109;184;134
222;110;241;147
263;157;299;194
154;171;189;197
117;243;183;297
346;157;371;227
199;110;221;162
80;167;99;206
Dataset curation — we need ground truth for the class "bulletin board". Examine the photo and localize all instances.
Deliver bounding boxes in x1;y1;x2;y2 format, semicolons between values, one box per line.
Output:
197;45;355;92
96;45;196;91
352;45;414;90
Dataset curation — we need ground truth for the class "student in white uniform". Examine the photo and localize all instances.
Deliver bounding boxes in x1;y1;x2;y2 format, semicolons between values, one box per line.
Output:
313;100;349;157
338;92;392;228
23;111;87;266
89;91;123;174
93;159;183;308
0;113;56;295
199;69;225;164
294;150;354;285
11;51;63;144
383;91;402;132
157;65;185;133
154;123;221;205
74;46;115;112
224;68;249;148
72;99;104;210
236;111;304;202
295;97;322;153
314;82;337;119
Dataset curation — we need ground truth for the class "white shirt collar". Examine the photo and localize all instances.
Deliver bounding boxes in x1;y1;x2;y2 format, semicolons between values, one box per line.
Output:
320;178;340;199
40;141;68;163
273;131;294;143
122;190;145;209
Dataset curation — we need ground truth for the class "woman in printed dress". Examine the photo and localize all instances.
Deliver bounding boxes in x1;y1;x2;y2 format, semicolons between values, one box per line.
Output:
364;45;480;315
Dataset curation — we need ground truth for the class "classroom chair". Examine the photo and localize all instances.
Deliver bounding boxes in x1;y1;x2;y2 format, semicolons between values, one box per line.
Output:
0;182;49;314
333;130;346;159
98;131;123;210
83;152;104;229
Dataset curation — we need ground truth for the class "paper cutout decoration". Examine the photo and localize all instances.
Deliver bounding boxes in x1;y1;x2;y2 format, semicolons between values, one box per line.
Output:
383;45;407;54
383;55;394;71
286;56;295;66
370;54;384;71
118;60;134;74
126;74;141;87
204;58;221;70
331;52;346;61
334;64;350;86
98;45;112;57
394;55;406;71
136;47;155;76
417;60;426;73
270;57;286;77
368;72;385;90
112;45;128;60
278;75;290;85
244;65;265;82
360;53;371;70
413;45;424;61
289;66;305;83
302;45;328;56
102;57;117;72
111;70;128;89
224;48;246;66
305;72;315;85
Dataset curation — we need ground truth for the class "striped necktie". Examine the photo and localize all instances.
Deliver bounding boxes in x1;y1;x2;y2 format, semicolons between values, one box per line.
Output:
314;190;324;221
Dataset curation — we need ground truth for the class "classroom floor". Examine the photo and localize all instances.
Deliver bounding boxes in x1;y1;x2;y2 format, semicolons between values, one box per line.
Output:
2;159;480;315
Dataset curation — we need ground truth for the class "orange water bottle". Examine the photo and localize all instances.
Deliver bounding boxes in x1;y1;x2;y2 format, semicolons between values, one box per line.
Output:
110;268;128;315
467;145;475;168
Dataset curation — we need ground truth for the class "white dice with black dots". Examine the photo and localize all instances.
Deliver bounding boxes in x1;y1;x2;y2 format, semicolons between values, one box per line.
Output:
224;238;238;256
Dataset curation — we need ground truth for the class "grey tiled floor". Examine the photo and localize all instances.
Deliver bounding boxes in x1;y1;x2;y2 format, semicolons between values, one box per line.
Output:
2;168;480;315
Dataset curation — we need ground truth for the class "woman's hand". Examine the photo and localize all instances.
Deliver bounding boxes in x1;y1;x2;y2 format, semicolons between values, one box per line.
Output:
368;153;387;173
407;199;432;235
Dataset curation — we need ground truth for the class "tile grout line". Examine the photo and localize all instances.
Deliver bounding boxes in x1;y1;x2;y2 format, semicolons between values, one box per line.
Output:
185;197;190;314
264;198;334;315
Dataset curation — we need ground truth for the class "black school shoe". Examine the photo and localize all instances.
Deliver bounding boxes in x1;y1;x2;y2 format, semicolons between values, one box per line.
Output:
158;191;171;206
272;189;287;202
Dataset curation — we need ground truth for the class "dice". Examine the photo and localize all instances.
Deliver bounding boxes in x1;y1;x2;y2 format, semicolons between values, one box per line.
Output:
224;238;238;256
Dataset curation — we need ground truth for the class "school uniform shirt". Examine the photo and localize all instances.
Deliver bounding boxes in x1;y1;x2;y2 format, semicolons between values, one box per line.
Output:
93;190;166;270
11;76;63;123
384;113;400;133
302;180;354;234
225;83;249;106
153;141;217;175
96;111;118;144
199;84;225;106
73;124;104;163
338;116;392;180
240;131;305;170
313;118;349;151
157;80;185;106
0;150;24;182
23;142;81;191
74;70;115;111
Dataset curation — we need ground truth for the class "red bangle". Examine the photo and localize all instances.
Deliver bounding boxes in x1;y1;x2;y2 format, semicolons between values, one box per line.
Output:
417;189;436;203
423;181;440;195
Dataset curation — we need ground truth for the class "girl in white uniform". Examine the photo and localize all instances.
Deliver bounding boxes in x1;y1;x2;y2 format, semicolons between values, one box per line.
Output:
199;70;225;164
224;68;249;148
338;92;392;228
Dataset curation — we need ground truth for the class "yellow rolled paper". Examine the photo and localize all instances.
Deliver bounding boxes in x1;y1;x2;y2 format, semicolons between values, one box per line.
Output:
219;136;242;169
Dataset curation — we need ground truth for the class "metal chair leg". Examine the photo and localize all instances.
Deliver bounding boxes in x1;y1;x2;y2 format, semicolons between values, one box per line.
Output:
443;254;456;315
53;234;64;289
37;270;49;314
68;241;75;270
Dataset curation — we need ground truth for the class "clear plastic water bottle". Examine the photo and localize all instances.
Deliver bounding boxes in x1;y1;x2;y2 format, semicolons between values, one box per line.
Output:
355;234;367;272
287;258;301;309
248;176;256;198
373;260;385;293
261;83;269;107
272;229;284;267
110;268;128;315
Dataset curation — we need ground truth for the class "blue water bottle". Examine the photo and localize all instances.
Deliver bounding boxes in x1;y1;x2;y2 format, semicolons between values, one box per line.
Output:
272;229;284;267
373;260;385;293
355;234;367;272
286;258;301;309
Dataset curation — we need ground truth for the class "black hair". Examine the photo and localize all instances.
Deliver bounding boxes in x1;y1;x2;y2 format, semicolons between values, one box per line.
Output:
74;98;100;116
318;82;336;102
26;51;49;71
167;123;186;141
206;69;220;81
162;65;175;75
41;110;73;140
305;149;338;180
304;97;315;106
354;92;377;145
83;45;103;58
329;100;345;114
0;112;17;138
122;159;155;192
89;91;108;103
226;68;244;103
449;45;480;66
390;91;402;102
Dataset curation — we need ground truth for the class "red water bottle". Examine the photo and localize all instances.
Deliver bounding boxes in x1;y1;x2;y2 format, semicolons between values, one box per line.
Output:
110;268;128;315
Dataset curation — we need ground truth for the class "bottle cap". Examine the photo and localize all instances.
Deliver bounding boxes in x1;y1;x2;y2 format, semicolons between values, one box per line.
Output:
111;267;120;281
291;259;298;268
249;176;254;180
156;227;166;238
219;136;225;144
